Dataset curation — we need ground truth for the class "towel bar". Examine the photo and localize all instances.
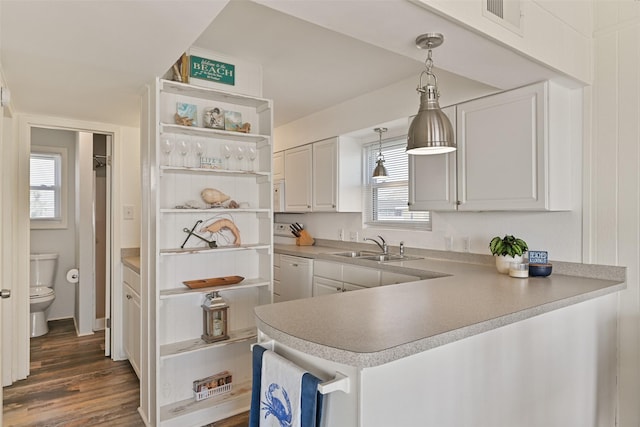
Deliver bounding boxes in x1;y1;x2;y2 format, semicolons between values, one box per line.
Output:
251;340;350;395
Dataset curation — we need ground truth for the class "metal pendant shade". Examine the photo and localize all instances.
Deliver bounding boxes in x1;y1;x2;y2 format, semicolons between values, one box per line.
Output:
372;127;388;180
407;33;456;155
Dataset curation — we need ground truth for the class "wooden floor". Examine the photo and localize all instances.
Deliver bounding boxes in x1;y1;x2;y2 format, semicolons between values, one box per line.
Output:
3;319;249;427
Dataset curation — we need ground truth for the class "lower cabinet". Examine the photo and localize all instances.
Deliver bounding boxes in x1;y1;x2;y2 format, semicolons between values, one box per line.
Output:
273;254;282;303
122;267;141;378
312;260;419;296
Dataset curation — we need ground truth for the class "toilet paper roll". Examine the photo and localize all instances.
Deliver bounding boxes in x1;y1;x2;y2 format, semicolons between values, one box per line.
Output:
66;268;79;284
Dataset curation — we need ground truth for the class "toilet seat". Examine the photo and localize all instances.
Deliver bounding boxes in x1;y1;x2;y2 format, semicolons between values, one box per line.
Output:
30;286;54;298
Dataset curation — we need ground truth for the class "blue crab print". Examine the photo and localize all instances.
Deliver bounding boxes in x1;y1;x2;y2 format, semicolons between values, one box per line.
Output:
261;383;292;427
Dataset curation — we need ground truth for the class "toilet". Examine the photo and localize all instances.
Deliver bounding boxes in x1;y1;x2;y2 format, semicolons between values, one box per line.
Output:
30;253;58;337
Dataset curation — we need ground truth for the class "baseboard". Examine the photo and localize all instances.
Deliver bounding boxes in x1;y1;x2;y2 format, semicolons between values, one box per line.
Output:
94;317;106;331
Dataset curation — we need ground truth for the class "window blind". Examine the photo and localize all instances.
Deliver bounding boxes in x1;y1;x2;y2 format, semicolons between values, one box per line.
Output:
30;153;62;220
364;138;430;229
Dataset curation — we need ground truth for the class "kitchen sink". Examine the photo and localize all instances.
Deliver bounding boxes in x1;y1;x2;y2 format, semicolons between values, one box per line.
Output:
332;251;380;258
358;254;423;262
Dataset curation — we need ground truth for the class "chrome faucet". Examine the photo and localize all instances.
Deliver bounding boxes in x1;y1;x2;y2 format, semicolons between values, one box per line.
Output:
364;235;388;255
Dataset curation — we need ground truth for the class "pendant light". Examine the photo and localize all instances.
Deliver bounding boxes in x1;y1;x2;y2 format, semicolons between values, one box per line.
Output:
372;127;388;181
407;33;455;155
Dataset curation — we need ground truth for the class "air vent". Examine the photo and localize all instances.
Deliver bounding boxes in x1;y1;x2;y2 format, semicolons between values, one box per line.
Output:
483;0;523;35
487;0;504;19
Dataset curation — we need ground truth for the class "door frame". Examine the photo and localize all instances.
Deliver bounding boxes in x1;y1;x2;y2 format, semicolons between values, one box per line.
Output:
13;115;125;381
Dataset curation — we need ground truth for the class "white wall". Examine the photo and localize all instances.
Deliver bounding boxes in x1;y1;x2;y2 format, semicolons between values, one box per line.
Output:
118;126;141;249
30;127;77;320
590;2;640;425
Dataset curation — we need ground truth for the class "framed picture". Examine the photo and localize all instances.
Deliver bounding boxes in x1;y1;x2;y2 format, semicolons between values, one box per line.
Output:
224;110;242;131
203;107;225;130
176;103;197;126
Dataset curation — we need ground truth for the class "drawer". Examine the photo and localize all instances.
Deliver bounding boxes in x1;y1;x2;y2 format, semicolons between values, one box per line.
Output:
380;271;421;286
342;265;380;287
274;265;281;281
313;260;342;281
273;253;281;268
273;279;281;296
123;265;141;295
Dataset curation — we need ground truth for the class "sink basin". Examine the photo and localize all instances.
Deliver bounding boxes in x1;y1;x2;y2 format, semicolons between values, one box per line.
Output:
359;254;423;262
332;251;380;258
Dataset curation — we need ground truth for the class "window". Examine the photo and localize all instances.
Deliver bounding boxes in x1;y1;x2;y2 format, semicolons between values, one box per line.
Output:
30;146;67;228
364;137;431;229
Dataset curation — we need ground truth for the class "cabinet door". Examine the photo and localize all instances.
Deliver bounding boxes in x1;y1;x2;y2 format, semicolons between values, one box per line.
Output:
312;277;343;297
284;145;312;212
122;282;140;378
380;271;420;286
273;151;284;181
312;139;337;211
342;282;367;292
456;83;545;210
408;106;458;211
342;264;380;288
131;291;141;378
313;260;342;281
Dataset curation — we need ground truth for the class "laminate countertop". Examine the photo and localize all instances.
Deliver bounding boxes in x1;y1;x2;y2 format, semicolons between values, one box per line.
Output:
122;256;140;274
254;243;626;368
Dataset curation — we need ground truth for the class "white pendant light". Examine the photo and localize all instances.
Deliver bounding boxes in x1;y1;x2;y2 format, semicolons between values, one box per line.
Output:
372;127;388;181
407;33;455;155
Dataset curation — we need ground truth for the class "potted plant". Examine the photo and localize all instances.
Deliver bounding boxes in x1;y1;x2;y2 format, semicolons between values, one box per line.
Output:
489;235;528;274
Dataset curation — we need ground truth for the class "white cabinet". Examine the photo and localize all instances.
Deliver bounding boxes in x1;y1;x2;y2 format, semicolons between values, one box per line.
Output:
284;145;312;212
281;137;362;213
312;260;415;295
273;254;282;303
312;137;362;212
273;151;284;181
409;106;458;211
409;81;573;212
312;276;343;297
142;79;273;426
122;266;141;379
279;255;313;301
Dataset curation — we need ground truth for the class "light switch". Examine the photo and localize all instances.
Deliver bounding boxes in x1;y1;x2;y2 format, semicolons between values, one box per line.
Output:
123;205;134;220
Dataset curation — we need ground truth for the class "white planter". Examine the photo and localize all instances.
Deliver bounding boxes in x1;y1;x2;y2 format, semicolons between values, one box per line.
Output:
495;254;523;274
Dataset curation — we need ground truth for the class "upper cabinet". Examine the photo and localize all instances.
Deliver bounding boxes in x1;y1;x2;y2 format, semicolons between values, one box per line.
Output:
410;81;574;212
278;136;362;213
284;145;313;212
273;150;284;181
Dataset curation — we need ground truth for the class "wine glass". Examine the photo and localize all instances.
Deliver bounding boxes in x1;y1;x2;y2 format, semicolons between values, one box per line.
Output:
161;138;174;166
248;146;257;171
193;140;205;168
177;139;189;167
235;145;245;171
222;144;232;170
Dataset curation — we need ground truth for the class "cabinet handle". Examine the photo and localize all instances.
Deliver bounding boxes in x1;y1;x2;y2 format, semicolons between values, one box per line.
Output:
337;287;342;292
126;294;132;300
332;204;336;208
292;264;298;267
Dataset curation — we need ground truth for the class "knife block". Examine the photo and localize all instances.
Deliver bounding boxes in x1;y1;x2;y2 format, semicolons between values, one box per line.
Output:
296;229;315;246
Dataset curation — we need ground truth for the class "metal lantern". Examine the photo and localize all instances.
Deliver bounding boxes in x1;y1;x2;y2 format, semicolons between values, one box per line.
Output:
201;292;229;343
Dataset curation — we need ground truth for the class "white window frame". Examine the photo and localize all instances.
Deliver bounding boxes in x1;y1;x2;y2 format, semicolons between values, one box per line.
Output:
363;136;431;230
30;145;68;229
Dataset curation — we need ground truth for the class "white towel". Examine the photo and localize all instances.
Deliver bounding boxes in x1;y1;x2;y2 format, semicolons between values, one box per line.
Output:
249;345;323;427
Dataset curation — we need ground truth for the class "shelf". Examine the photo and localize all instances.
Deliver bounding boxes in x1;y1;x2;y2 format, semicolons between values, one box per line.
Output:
160;243;271;256
161;79;271;111
160;278;270;299
160;165;270;177
160;123;270;144
160;208;270;214
160;378;252;424
160;327;257;359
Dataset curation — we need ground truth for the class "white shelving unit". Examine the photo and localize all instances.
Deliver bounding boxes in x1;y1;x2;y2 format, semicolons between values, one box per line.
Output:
144;78;273;426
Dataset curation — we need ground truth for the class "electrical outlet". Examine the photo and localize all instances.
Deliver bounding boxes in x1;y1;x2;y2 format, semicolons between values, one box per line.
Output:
462;236;470;253
339;229;345;241
349;231;358;242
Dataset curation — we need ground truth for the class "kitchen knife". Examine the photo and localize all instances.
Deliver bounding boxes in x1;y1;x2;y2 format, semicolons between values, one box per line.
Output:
289;225;300;237
295;222;304;231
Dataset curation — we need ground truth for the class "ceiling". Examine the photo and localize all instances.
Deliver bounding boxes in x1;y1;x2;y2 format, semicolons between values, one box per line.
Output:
0;0;564;129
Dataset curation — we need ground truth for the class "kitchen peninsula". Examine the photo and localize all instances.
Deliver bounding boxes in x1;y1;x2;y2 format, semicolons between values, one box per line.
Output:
255;243;625;427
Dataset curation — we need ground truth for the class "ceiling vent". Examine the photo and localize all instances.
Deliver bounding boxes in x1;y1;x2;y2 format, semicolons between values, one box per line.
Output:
483;0;523;36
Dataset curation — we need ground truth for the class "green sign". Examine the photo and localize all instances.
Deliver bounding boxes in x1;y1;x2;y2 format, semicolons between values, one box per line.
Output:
190;56;235;86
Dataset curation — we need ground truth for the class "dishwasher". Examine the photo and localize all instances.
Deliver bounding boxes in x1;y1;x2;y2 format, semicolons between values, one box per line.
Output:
278;255;313;302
